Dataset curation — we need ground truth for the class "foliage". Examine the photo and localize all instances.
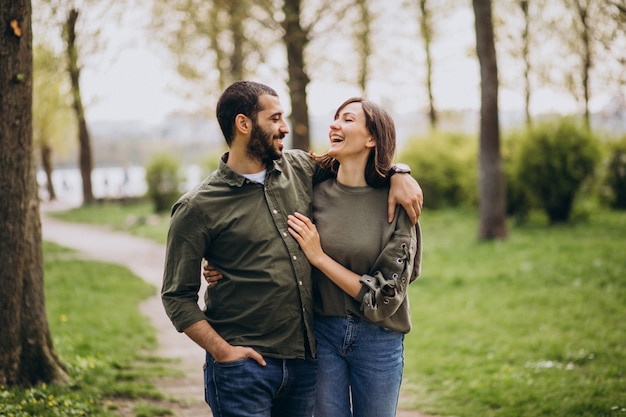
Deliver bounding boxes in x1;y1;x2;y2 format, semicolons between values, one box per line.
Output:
400;132;477;209
0;242;164;417
49;201;170;244
502;128;533;222
33;43;75;158
516;119;601;223
603;136;626;209
144;154;182;213
403;208;626;417
42;204;626;417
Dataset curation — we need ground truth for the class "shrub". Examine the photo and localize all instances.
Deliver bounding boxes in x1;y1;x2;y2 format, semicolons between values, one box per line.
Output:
604;136;626;209
502;129;533;222
516;119;601;223
400;132;477;209
145;153;182;213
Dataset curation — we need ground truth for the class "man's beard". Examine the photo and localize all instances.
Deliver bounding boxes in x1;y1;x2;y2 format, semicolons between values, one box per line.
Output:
247;121;283;163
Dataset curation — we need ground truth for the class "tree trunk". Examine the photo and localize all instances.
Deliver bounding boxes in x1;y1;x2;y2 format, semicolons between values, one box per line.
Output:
520;0;532;127
65;8;94;205
420;0;438;130
282;0;311;150
472;0;507;240
0;0;68;387
41;144;57;200
356;0;371;94
574;0;592;130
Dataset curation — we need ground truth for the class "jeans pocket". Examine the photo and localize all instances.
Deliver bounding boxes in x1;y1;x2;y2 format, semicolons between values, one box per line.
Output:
203;361;211;406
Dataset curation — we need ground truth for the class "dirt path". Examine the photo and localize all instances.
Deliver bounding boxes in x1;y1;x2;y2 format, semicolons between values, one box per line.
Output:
41;203;431;417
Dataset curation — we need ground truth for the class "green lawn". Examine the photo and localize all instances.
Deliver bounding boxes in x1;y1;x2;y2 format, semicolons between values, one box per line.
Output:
44;204;626;416
0;242;169;417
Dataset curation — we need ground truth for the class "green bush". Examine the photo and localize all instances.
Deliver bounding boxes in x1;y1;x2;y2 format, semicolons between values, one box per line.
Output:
400;132;477;209
516;120;601;223
502;129;533;222
145;153;182;213
604;136;626;209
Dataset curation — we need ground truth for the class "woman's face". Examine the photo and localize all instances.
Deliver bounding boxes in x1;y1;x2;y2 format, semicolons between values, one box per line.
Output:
328;102;375;162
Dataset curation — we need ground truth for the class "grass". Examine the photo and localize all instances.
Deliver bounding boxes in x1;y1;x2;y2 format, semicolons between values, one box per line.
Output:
404;209;626;417
0;242;172;417
45;203;626;416
49;200;170;244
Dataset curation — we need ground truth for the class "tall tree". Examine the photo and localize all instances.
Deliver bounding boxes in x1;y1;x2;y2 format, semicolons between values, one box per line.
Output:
282;0;311;150
35;0;125;205
472;0;507;240
418;0;438;130
557;0;623;130
151;0;350;150
33;43;75;201
519;0;532;126
354;0;372;95
0;0;68;386
64;7;94;204
151;0;259;106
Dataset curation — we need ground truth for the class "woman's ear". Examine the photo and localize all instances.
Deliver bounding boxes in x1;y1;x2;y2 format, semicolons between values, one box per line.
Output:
235;114;250;135
366;136;376;148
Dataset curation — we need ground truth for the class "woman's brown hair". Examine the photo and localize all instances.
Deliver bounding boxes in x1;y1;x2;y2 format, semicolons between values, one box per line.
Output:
313;97;396;188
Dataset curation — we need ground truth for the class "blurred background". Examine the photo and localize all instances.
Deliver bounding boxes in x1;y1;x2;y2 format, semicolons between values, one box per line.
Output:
31;0;626;209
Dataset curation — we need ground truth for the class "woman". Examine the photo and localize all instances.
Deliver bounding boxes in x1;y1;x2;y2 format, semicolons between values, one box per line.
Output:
286;97;422;417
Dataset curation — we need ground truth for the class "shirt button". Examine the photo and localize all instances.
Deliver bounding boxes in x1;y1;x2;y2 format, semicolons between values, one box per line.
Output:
292;255;297;260
299;280;303;285
283;232;288;236
273;209;278;214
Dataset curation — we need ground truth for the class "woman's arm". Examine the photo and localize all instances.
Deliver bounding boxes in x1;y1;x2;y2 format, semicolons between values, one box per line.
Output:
287;212;362;298
287;212;420;322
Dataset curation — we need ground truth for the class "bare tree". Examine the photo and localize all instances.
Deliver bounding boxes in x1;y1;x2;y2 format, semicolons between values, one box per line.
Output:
354;0;372;95
35;0;125;205
0;0;68;386
473;0;507;240
64;7;94;203
519;0;532;126
554;0;624;130
151;0;261;105
281;0;311;150
152;0;352;150
34;44;75;201
418;0;438;130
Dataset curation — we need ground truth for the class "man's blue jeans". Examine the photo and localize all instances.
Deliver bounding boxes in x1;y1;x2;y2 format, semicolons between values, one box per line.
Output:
204;353;318;417
314;315;405;417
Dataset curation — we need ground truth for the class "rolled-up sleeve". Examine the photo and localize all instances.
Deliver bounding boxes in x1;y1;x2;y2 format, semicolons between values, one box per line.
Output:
161;200;208;332
356;218;421;323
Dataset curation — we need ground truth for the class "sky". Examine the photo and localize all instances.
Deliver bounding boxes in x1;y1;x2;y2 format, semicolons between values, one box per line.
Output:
79;5;615;127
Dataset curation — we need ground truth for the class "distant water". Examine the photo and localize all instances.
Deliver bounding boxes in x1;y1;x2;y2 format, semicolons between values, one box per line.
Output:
37;165;203;205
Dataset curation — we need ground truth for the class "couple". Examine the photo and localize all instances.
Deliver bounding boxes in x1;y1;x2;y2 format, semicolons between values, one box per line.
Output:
161;81;423;417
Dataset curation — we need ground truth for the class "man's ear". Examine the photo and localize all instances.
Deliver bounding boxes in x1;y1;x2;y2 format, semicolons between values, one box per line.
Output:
235;114;250;135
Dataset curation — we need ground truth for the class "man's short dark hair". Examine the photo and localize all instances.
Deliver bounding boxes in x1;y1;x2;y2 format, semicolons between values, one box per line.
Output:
216;81;279;145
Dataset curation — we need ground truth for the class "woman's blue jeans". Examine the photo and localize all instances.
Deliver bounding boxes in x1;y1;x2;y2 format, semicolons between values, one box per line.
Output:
204;354;318;417
314;314;405;417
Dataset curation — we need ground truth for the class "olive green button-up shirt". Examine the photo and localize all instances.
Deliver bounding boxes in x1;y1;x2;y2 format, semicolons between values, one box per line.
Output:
162;150;321;359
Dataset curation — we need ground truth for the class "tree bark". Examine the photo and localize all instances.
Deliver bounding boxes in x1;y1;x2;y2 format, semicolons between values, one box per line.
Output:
0;0;68;386
41;144;57;200
574;0;592;130
420;0;438;130
520;0;532;127
472;0;507;240
65;8;94;205
282;0;311;150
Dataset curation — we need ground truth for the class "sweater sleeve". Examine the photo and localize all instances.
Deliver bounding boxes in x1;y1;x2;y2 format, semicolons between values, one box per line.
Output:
356;216;421;323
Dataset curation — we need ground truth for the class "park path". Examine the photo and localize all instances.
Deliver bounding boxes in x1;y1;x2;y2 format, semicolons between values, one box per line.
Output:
40;201;430;417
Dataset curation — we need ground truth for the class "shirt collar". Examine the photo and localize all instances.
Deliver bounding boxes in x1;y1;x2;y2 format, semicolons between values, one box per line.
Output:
218;152;282;187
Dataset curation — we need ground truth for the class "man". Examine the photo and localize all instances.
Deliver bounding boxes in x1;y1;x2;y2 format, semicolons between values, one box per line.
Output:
161;81;422;417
